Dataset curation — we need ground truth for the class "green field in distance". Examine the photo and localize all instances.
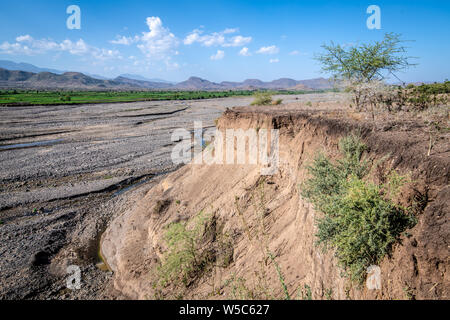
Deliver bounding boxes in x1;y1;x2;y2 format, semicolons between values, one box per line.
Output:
0;89;330;106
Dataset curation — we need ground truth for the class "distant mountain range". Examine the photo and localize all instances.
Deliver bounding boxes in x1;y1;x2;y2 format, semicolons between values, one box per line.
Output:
119;74;175;84
0;69;127;89
172;77;332;91
0;60;109;80
0;60;334;91
0;60;64;75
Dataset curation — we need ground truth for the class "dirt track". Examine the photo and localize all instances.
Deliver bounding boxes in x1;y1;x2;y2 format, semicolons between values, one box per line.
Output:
0;93;328;299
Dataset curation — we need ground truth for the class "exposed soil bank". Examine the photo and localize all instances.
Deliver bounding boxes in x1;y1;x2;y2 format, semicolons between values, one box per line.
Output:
102;106;449;300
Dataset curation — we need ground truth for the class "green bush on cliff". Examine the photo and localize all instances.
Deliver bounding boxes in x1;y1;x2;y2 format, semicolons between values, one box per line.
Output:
156;211;213;288
301;134;416;284
250;91;273;106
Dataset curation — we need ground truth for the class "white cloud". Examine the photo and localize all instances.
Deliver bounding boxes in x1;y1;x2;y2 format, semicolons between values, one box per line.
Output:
165;58;180;70
137;17;179;60
256;45;279;55
239;47;251;56
109;17;179;65
183;29;202;45
223;28;239;34
202;33;225;47
223;35;252;47
210;50;225;60
289;50;307;56
0;42;32;55
92;48;122;60
110;35;139;45
0;35;121;60
269;58;279;63
184;28;251;47
60;39;89;55
16;35;33;42
184;30;224;47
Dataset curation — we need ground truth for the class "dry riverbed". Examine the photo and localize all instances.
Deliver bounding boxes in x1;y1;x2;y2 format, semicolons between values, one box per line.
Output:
0;93;331;299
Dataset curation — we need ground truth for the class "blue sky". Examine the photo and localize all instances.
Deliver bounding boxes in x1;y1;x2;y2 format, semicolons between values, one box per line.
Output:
0;0;448;82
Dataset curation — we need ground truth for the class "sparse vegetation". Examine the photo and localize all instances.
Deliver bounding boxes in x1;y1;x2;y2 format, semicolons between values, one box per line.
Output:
425;120;445;156
324;288;333;300
405;81;450;110
316;33;416;112
364;81;450;114
250;91;273;106
301;134;417;284
232;180;295;300
154;210;233;298
153;199;171;215
299;284;312;300
267;251;290;300
317;31;448;117
155;211;214;288
272;98;283;105
225;274;268;300
403;285;415;300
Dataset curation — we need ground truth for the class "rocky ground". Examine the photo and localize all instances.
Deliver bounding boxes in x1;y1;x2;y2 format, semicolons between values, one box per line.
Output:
0;93;336;299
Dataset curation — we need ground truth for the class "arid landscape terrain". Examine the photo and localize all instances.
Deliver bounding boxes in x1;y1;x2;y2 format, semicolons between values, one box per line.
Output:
1;91;447;300
0;93;313;299
1;1;449;305
0;63;332;91
101;94;449;300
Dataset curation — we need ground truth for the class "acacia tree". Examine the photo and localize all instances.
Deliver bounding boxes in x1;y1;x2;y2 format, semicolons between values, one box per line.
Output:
316;33;416;111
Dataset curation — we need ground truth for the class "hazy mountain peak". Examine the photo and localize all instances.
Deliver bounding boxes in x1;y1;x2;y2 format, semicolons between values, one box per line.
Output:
0;60;63;74
119;73;174;84
0;66;333;91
